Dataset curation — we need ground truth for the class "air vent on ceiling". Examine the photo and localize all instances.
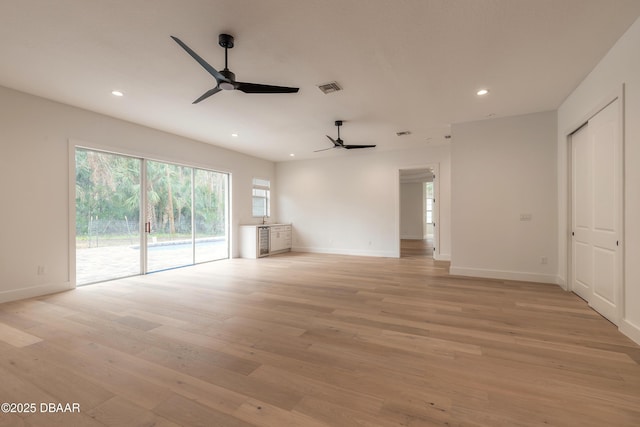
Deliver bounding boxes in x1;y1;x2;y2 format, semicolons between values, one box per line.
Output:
317;81;342;94
396;131;412;136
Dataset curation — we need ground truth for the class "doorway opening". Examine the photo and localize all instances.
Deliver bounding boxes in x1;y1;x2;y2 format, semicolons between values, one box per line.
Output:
399;167;437;258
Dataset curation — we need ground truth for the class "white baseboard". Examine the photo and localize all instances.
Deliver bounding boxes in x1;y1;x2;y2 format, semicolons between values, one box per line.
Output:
619;319;640;346
292;246;396;258
555;276;568;290
292;246;448;260
434;253;451;261
0;281;74;304
449;265;557;284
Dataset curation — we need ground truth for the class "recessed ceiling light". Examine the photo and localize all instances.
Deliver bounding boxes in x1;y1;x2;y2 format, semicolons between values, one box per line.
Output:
231;133;239;137
111;90;124;97
477;89;489;96
289;153;295;157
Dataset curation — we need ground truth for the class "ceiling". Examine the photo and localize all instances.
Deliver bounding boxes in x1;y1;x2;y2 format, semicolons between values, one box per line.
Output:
1;1;639;162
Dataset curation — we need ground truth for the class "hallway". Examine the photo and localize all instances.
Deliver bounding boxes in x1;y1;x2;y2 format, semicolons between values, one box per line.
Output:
400;238;434;258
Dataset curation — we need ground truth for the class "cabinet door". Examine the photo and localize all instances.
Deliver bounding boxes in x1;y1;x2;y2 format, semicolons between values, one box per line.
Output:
283;226;292;248
270;228;283;252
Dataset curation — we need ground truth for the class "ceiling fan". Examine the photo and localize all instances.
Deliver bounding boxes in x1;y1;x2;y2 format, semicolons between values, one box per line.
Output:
170;33;299;103
315;120;376;152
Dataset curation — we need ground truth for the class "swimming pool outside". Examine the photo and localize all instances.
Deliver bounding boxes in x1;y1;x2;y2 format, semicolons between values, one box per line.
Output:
76;238;229;285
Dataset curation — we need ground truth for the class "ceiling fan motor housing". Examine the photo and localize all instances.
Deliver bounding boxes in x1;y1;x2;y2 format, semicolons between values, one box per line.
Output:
218;33;234;49
219;69;236;90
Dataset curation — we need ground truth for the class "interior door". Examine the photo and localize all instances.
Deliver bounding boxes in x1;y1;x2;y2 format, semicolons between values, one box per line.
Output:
571;99;620;324
571;124;592;301
588;99;620;322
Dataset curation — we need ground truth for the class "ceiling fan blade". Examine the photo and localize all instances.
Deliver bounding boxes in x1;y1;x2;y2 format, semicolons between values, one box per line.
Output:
343;144;377;149
326;135;342;147
235;82;299;94
193;87;222;104
314;147;336;152
171;36;228;83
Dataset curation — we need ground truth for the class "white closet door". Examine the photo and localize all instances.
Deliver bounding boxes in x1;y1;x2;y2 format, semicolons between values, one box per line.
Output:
571;124;592;302
588;100;620;322
571;99;621;324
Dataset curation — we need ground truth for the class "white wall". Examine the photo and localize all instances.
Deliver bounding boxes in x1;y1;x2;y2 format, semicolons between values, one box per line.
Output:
557;16;640;344
276;145;451;259
450;111;558;284
400;182;424;239
0;85;275;303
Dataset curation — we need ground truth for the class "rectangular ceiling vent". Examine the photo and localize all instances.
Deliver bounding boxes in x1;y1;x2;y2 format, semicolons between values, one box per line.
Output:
317;81;342;94
396;131;412;136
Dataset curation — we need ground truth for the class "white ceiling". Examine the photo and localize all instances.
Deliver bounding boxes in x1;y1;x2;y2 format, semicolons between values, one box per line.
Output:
1;1;639;162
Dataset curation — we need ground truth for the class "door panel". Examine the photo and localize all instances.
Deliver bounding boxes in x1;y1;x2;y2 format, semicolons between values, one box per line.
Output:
146;160;193;273
75;148;141;285
593;247;615;303
588;100;620;321
573;241;591;300
571;125;592;302
570;99;620;324
593;118;616;231
194;168;229;263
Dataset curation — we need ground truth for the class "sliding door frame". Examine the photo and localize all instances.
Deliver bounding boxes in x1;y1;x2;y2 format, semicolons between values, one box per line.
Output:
69;140;231;286
562;85;624;325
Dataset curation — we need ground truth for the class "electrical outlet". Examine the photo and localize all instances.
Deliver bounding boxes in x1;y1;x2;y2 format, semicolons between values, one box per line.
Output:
520;213;532;221
540;257;548;265
37;265;46;275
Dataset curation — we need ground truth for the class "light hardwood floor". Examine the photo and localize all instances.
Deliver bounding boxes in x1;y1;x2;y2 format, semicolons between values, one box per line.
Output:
401;239;434;258
1;252;639;426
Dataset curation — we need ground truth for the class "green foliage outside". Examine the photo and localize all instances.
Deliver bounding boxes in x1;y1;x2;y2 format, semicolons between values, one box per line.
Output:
75;149;227;248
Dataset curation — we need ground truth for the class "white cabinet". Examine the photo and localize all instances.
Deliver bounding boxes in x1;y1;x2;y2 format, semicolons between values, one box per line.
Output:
239;224;292;258
270;225;292;254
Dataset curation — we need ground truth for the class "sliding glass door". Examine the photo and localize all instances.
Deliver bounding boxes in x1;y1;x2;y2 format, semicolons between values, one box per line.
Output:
194;168;229;263
145;161;194;272
75;149;142;284
75;148;229;285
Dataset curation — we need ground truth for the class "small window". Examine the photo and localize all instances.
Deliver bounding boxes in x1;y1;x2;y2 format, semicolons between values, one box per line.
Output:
252;178;270;217
425;181;434;224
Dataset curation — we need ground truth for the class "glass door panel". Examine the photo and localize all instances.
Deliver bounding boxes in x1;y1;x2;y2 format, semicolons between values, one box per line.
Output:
75;148;141;285
145;160;193;272
194;169;229;263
